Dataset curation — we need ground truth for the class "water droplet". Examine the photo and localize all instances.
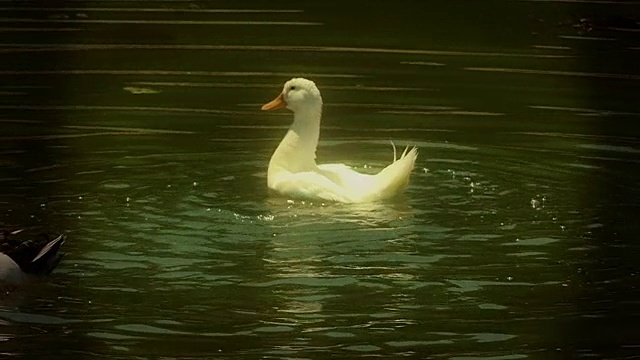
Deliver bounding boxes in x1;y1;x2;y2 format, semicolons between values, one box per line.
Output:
126;197;130;202
193;182;198;186
531;199;540;209
78;196;83;200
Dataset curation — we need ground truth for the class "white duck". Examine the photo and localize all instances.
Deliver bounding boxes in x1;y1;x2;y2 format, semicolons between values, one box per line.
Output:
262;78;418;203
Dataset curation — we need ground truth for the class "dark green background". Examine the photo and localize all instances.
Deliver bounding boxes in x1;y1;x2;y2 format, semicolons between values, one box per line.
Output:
1;1;639;359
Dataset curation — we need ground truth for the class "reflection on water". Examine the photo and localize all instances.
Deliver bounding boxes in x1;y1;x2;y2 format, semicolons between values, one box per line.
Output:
1;0;639;358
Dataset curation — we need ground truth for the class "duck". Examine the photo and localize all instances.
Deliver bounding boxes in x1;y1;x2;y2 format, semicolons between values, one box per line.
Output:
261;78;418;203
0;229;65;287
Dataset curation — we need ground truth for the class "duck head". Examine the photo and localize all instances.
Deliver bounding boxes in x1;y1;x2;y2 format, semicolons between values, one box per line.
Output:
262;78;323;113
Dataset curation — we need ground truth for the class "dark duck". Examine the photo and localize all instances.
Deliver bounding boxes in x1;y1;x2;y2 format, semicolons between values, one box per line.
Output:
0;229;65;286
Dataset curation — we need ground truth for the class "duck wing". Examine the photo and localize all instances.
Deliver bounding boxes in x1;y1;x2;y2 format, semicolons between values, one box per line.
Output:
317;163;374;187
269;169;357;203
317;146;418;202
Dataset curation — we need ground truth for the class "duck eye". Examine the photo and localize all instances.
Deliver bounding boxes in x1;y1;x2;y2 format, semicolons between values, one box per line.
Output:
289;86;296;91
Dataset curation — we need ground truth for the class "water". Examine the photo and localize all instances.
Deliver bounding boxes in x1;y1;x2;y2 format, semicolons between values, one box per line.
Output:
1;1;639;359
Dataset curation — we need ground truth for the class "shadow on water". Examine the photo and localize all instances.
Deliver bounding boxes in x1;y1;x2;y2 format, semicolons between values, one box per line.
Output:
524;1;640;355
1;5;67;226
0;3;106;358
568;3;640;355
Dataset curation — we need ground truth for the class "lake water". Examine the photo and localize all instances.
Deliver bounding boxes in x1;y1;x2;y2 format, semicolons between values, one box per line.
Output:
1;1;639;359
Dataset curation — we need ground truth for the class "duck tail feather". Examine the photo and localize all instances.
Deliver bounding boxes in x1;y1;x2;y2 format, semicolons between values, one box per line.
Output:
29;234;65;274
401;146;409;158
375;146;419;198
390;140;397;162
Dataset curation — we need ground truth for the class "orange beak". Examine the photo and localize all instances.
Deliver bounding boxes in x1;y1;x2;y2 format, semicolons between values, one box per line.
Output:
261;93;287;111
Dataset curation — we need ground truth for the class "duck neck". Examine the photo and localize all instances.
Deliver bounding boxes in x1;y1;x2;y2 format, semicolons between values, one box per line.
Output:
271;105;322;171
